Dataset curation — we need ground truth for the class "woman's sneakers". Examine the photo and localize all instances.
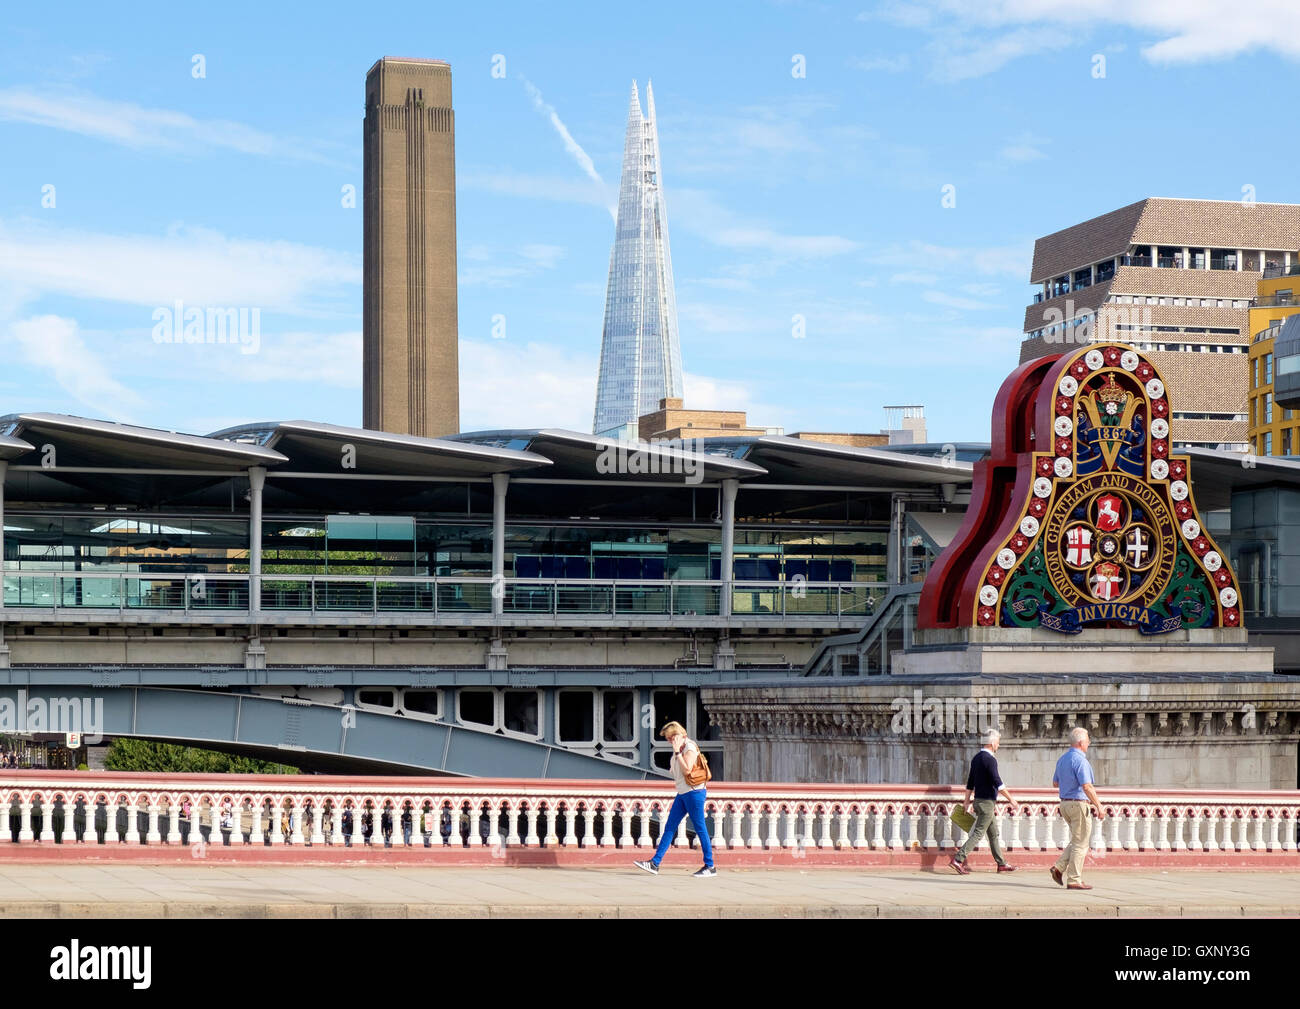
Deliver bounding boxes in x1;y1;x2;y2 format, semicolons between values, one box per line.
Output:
693;866;717;878
633;860;659;874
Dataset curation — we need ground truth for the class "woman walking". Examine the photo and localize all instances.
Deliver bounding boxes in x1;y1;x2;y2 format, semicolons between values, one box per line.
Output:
634;721;716;877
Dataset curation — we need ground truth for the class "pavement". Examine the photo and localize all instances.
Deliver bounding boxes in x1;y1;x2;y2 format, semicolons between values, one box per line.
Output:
0;864;1294;917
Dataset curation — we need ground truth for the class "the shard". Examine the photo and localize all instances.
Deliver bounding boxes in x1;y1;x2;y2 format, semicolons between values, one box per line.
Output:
592;81;684;436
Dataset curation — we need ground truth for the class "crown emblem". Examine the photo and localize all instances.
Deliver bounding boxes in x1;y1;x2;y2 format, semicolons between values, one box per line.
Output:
1094;374;1128;417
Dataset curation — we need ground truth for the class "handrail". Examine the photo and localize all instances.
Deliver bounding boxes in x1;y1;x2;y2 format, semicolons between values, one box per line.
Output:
802;583;922;676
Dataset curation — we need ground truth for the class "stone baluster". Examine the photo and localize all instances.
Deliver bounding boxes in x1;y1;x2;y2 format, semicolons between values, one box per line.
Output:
1008;809;1022;851
503;803;520;847
1091;812;1105;853
939;807;955;850
331;803;343;845
759;806;780;847
290;803;305;845
634;804;652;848
1204;809;1220;852
1121;808;1136;850
1156;808;1172;851
543;804;559;846
611;804;629;848
888;807;903;851
836;808;851;849
163;802;180;844
676;813;689;849
1022;807;1039;851
270;804;283;845
311;804;325;846
63;799;79;844
732;806;746;849
782;807;798;849
803;808;817;850
578;804;595;848
17;801;33;842
902;809;917;852
1251;810;1265;852
146;802;161;844
1139;808;1153;850
870;808;886;849
852;807;869;850
1282;812;1296;851
563;805;577;846
711;804;726;851
524;805;540;846
38;801;55;843
118;806;137;842
250;804;264;845
1266;811;1280;851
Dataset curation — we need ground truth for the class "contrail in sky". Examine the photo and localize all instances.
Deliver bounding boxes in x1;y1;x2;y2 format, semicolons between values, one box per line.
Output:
520;76;616;221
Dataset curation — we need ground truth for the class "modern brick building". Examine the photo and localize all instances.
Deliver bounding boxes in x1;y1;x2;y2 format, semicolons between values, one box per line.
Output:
1247;266;1300;456
362;57;460;438
1020;198;1300;450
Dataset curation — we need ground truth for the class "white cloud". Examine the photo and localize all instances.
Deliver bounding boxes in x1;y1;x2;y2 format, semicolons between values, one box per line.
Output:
0;220;359;315
683;372;757;413
1000;132;1049;161
852;54;912;71
670;189;860;262
871;240;1031;279
207;330;362;387
459;340;598;431
0;87;341;165
5;314;144;417
865;0;1300;80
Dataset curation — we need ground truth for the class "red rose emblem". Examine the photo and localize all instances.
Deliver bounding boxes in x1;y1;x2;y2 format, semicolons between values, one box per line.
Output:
1152;399;1168;417
1176;501;1192;519
978;607;996;626
1192;536;1209;555
1056;437;1072;455
1037;458;1054;476
1030;498;1047;518
1215;570;1231;586
1170;461;1186;478
1012;534;1028;553
1105;347;1121;364
1224;608;1239;626
988;567;1004;584
1152;440;1167;458
1072;361;1089;378
1057;396;1073;414
1137;363;1153;380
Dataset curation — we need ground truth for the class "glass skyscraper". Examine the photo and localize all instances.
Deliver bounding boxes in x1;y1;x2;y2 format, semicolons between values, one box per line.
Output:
592;81;685;436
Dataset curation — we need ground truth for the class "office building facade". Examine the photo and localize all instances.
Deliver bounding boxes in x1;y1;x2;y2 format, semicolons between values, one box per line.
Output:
1020;198;1300;450
592;81;684;436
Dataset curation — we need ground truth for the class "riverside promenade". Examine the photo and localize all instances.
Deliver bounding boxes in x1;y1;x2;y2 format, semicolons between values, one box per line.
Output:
0;865;1294;918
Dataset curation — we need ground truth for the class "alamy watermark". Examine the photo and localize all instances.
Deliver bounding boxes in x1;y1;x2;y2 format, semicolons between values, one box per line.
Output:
151;300;261;354
0;690;104;743
890;689;1000;736
595;436;705;485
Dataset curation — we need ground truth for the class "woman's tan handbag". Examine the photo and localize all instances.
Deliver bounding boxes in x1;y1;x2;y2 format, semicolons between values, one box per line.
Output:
684;747;713;787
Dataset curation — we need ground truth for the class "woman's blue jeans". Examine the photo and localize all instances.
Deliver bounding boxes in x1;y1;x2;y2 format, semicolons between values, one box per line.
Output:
652;789;713;868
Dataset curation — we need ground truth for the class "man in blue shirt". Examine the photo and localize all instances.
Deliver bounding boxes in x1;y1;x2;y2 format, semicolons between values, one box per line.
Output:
949;729;1019;875
1051;727;1106;890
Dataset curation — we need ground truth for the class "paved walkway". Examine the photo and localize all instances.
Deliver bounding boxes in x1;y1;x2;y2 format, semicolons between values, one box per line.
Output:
0;865;1294;917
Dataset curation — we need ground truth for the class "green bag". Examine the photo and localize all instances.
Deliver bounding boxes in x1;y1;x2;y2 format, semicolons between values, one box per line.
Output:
950;806;975;833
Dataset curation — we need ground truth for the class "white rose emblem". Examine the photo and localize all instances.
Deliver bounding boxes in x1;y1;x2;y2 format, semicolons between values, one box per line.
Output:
1054;416;1073;437
996;548;1017;570
1150;459;1169;480
979;585;999;607
1120;351;1139;372
1204;551;1222;572
1020;516;1040;538
1170;480;1188;501
1033;477;1053;498
1145;378;1165;399
1181;519;1200;540
1059;376;1078;397
1151;418;1169;439
1219;587;1238;608
1085;349;1105;371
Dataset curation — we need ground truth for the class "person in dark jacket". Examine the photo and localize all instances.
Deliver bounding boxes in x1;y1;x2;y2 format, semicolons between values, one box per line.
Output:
400;806;413;846
361;809;374;846
949;729;1020;875
440;808;453;846
381;808;393;848
341;807;354;847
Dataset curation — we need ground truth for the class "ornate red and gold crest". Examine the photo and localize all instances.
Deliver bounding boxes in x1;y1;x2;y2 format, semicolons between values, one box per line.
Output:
920;345;1241;634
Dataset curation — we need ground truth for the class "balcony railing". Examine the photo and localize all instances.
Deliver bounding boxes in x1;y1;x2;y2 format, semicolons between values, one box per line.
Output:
1263;263;1300;279
2;773;1296;855
1122;254;1152;267
0;572;883;621
1251;294;1296;308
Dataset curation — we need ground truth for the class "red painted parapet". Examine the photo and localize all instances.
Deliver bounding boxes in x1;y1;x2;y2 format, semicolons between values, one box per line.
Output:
1;773;1294;862
920;345;1242;633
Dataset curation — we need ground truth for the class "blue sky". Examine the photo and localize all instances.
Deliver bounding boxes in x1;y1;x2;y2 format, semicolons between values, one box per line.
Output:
2;0;1299;442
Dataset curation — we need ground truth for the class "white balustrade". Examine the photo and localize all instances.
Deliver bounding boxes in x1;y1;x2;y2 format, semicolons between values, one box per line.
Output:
0;775;1295;860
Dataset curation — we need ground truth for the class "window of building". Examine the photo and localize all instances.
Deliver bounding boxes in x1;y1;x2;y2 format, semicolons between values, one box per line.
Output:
1266;392;1273;424
1285;428;1294;456
1266;353;1274;383
1265;431;1274;456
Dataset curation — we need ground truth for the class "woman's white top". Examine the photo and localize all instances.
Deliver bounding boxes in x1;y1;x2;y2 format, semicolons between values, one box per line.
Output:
671;739;706;794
